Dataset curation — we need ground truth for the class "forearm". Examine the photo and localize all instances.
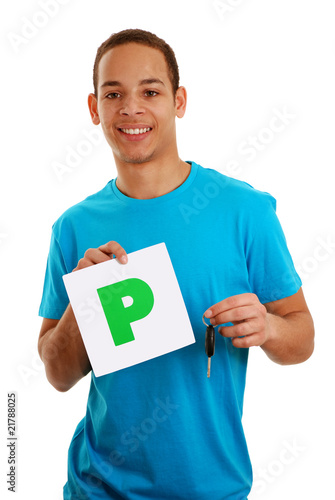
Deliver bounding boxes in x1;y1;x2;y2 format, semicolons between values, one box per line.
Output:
39;305;91;392
261;311;315;365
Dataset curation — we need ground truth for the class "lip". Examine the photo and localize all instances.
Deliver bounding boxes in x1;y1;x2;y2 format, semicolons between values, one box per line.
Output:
117;125;152;142
117;124;152;129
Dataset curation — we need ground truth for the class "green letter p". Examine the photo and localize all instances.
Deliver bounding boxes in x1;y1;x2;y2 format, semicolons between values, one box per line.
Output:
97;278;154;346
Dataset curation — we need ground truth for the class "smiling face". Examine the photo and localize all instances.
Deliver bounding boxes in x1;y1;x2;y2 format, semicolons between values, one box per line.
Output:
88;43;186;167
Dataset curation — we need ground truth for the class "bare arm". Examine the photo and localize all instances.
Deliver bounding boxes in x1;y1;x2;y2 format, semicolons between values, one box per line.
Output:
261;289;314;364
38;241;128;392
38;308;90;392
204;288;314;365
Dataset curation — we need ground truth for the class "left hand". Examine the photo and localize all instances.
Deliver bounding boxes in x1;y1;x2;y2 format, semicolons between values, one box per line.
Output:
204;293;270;348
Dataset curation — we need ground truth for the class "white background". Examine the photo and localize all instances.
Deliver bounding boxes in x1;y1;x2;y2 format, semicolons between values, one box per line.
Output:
1;0;334;498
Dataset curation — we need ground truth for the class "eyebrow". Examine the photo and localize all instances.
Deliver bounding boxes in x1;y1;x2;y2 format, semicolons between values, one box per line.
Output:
140;78;165;87
100;78;166;89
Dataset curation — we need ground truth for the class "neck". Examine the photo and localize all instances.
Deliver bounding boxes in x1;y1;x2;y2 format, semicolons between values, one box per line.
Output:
115;155;191;200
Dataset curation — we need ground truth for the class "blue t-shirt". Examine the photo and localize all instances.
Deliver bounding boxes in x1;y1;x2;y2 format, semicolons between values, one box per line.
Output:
39;162;301;500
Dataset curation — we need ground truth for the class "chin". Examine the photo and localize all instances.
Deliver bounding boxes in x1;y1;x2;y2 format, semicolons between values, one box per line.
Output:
119;152;155;165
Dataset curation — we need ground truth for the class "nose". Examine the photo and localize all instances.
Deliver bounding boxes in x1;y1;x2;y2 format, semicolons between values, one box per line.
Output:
120;94;145;116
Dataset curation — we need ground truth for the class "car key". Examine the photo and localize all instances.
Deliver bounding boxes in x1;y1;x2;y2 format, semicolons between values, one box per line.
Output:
205;325;215;378
203;314;215;378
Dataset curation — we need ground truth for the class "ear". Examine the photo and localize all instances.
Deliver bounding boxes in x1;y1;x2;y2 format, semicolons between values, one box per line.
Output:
88;93;101;125
175;86;187;119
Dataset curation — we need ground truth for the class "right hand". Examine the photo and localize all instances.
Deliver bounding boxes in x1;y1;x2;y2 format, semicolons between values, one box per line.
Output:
73;241;128;272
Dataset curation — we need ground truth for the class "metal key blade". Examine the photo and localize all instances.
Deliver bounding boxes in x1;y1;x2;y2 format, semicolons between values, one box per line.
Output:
207;357;211;378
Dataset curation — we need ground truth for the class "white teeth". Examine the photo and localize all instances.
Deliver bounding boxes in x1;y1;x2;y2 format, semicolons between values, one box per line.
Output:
121;128;151;135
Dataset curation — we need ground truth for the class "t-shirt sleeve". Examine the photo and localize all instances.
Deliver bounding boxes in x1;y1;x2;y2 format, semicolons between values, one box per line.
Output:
245;193;302;303
38;228;71;319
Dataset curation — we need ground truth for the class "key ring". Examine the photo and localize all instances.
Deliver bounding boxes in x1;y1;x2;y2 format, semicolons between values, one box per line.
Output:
202;313;211;327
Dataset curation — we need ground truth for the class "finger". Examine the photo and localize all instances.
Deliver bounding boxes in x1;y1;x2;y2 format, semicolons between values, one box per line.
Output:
218;318;263;339
209;305;259;327
74;247;113;271
204;293;259;319
231;332;265;349
99;241;128;264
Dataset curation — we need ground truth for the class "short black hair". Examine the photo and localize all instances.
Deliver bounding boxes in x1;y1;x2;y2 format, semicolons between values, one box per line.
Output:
93;28;180;96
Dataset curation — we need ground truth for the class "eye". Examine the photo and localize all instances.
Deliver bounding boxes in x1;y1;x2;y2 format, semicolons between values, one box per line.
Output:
145;90;158;97
106;92;121;99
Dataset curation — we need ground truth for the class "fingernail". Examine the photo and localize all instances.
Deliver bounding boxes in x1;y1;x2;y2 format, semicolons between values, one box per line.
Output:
120;255;128;264
205;309;213;318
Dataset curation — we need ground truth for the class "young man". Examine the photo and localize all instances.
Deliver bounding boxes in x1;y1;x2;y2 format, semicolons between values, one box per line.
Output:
38;29;314;499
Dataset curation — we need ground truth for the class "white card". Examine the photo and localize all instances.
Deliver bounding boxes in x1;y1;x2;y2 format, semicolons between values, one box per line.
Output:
62;243;195;377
